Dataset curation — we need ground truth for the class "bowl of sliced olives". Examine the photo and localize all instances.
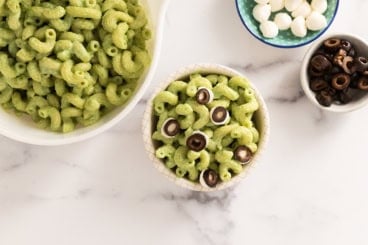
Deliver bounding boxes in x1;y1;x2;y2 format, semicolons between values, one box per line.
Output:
301;33;368;112
142;63;270;191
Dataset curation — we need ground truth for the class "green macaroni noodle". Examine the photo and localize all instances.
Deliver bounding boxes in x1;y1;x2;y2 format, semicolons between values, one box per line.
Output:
0;0;150;132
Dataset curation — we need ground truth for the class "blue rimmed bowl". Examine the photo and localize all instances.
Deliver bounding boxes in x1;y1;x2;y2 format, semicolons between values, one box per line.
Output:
235;0;339;48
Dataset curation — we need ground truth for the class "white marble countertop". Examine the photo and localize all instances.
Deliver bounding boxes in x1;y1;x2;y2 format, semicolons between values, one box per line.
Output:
1;0;368;244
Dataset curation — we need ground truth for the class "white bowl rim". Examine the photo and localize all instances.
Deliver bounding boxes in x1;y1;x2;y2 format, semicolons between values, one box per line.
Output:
300;32;368;113
142;63;270;191
0;0;171;146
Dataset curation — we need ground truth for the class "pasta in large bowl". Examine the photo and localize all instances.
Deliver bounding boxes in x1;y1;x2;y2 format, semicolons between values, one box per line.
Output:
0;0;169;145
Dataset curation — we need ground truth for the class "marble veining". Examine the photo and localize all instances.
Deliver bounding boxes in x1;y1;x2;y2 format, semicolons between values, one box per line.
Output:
1;0;368;245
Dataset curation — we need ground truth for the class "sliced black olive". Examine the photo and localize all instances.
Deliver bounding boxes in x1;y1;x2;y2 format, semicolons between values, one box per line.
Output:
161;118;180;138
354;57;368;73
349;72;361;88
338;90;352;104
316;90;333;107
341;40;352;52
330;65;343;74
200;169;219;188
310;54;332;71
186;131;208;152
333;49;347;67
234;146;252;164
308;65;324;77
324;86;337;98
331;73;351;90
348;48;356;57
210;106;229;125
357;76;368;91
310;78;328;91
195;87;213;105
323;38;341;53
342;56;355;74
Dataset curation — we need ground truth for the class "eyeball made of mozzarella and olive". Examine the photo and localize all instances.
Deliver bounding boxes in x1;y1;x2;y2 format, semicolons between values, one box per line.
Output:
260;20;279;38
252;4;272;23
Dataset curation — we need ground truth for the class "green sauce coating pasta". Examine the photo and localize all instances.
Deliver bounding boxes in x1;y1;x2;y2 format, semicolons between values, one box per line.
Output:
38;106;61;131
175;103;194;129
0;0;150;132
151;74;261;187
216;150;243;181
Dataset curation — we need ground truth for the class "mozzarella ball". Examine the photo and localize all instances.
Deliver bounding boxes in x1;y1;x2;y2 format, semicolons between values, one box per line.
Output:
306;11;327;31
285;0;303;12
269;0;284;12
311;0;328;14
255;0;269;4
252;4;272;23
260;21;279;38
290;16;307;37
274;12;292;30
291;1;312;18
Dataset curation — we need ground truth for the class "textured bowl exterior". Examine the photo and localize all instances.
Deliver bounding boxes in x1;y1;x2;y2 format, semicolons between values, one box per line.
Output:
300;33;368;112
235;0;339;48
142;63;270;191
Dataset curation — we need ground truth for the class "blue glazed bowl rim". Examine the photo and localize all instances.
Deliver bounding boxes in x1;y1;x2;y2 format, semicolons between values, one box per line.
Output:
235;0;340;48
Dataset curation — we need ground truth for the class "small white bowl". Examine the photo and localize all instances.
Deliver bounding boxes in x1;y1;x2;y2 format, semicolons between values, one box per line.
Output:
300;33;368;113
142;63;270;191
0;0;170;145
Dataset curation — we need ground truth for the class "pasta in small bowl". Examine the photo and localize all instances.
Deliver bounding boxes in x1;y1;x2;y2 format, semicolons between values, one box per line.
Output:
143;64;270;191
0;0;169;145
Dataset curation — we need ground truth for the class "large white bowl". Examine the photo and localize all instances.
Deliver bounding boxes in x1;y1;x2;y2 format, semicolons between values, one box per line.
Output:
0;0;170;145
142;63;270;191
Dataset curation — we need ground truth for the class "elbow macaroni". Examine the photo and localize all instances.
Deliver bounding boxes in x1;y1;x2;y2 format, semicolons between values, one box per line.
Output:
0;0;150;132
152;74;261;185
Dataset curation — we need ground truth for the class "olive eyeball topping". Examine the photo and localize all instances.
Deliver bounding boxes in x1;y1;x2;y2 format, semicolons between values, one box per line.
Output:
234;146;253;164
308;37;368;107
199;169;219;188
161;118;180;138
186;131;208;152
210;106;230;125
195;87;214;105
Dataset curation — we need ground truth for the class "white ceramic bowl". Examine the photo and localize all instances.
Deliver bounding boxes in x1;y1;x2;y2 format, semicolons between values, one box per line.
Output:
0;0;170;145
142;63;270;191
301;33;368;112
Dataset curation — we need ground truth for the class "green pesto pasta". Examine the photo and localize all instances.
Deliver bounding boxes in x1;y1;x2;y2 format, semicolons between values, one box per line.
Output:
66;6;102;19
38;106;61;131
152;74;261;188
28;28;57;54
0;0;151;132
175;103;194;130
